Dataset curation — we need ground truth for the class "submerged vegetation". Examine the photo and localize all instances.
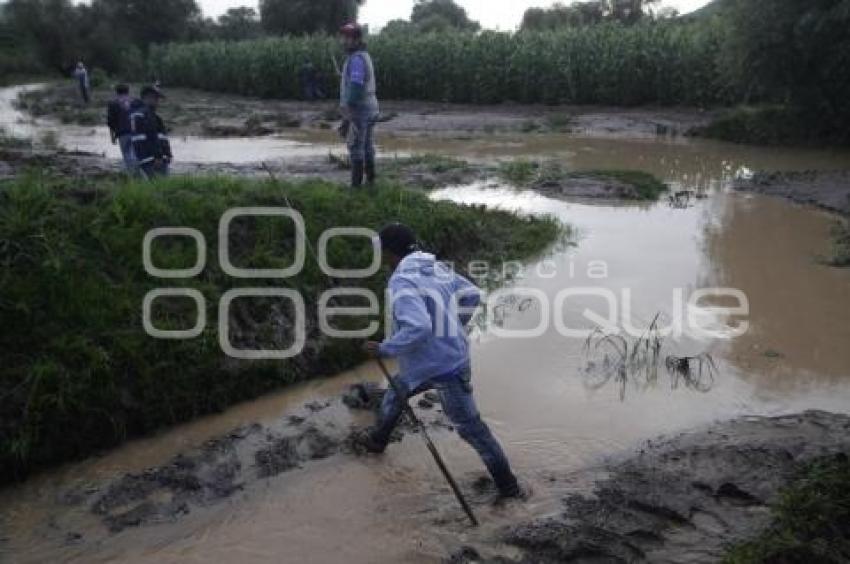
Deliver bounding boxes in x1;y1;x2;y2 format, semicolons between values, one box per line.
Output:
582;314;717;401
0;174;560;482
725;454;850;564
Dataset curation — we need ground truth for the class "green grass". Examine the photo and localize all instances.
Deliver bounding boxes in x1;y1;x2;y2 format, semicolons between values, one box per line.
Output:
724;454;850;563
499;159;540;186
583;169;669;200
498;159;668;200
0;174;560;483
391;154;473;174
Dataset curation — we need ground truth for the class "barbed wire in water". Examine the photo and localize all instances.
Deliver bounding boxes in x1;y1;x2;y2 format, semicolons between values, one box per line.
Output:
581;312;717;400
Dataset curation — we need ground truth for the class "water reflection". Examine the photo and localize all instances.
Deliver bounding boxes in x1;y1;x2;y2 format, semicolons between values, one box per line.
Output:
702;193;850;390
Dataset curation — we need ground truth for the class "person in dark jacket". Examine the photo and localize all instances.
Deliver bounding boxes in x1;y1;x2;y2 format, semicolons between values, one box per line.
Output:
106;84;138;172
130;86;172;179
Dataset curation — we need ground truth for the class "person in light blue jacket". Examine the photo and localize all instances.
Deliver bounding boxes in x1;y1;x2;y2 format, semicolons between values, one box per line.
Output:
362;223;522;499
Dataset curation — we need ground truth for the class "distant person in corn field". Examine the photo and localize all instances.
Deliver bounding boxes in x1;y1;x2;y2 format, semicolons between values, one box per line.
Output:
106;84;138;173
299;61;324;101
130;86;172;180
339;22;379;188
73;62;90;104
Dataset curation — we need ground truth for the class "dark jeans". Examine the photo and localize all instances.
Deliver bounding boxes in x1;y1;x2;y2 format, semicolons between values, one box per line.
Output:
347;111;376;165
375;370;519;495
117;134;136;172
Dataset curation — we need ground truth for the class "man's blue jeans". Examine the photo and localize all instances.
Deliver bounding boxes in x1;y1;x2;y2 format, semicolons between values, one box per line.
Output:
375;369;519;495
347;110;376;165
118;134;136;172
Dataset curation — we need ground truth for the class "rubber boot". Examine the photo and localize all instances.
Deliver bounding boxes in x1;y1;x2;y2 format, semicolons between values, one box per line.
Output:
351;160;364;188
365;158;376;185
495;471;522;498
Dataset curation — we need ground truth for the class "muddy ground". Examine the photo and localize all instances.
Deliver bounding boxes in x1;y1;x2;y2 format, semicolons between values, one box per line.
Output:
0;145;671;202
16;82;717;141
43;386;850;563
490;410;850;563
55;383;444;535
734;170;850;217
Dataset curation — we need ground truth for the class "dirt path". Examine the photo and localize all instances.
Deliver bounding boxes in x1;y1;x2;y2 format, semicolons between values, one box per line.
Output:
734;170;850;217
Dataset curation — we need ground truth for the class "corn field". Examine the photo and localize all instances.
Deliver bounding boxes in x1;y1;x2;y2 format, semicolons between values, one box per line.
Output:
148;21;732;107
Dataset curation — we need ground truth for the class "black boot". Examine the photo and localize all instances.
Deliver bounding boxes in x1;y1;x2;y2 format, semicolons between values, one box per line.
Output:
365;158;376;185
351;160;364;188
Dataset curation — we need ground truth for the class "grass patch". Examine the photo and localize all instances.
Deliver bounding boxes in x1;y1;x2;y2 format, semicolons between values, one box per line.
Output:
498;159;540;186
395;153;472;174
583;170;668;200
0;174;560;483
690;105;850;147
498;159;667;200
724;454;850;563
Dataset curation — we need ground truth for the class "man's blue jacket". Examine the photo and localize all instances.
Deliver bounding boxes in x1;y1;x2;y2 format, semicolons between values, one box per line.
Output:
379;252;481;390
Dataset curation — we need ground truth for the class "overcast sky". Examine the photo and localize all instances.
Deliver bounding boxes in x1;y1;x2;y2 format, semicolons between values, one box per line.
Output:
199;0;713;30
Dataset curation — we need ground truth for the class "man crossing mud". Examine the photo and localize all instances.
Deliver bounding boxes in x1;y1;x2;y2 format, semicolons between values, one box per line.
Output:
338;22;379;188
359;223;523;499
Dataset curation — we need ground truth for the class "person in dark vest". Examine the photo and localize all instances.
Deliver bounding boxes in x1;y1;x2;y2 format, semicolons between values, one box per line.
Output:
338;23;379;188
106;84;138;172
130;86;172;180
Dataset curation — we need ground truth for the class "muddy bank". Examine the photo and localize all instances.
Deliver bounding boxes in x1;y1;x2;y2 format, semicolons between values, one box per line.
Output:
734;170;850;216
26;396;850;562
17;82;716;141
0;145;668;202
56;383;445;535
494;410;850;563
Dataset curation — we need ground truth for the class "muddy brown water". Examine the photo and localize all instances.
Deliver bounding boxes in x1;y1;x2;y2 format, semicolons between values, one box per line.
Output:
2;84;850;563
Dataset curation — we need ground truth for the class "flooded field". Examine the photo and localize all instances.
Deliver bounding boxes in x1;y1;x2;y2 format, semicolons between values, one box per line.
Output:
1;84;850;563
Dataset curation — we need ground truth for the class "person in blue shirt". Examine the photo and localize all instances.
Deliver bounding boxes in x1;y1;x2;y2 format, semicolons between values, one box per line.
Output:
361;223;522;499
339;22;379;188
